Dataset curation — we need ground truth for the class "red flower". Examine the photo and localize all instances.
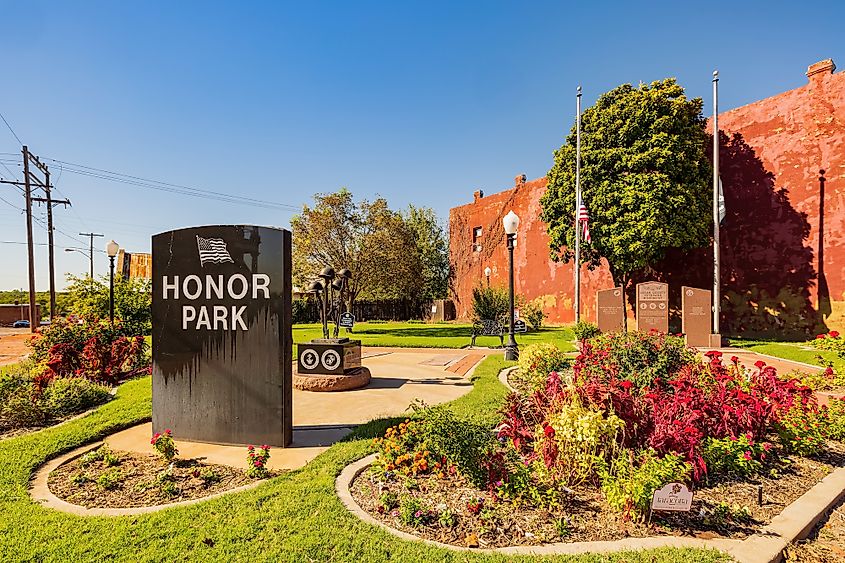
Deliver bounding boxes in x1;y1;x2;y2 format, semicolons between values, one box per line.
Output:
830;331;840;338
730;356;739;364
620;380;633;390
704;350;722;359
743;451;752;460
816;334;826;339
754;360;766;369
543;424;555;438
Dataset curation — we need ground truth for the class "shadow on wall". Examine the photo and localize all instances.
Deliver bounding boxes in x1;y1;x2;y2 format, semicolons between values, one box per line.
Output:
635;132;824;339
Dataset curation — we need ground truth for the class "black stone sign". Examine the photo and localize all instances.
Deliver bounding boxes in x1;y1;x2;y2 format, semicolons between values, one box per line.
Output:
339;312;355;328
513;319;528;333
151;225;292;448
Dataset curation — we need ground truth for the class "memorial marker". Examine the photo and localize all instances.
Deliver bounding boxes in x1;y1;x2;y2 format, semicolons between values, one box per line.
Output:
152;225;292;448
651;483;693;512
682;286;712;347
596;287;625;332
636;281;669;333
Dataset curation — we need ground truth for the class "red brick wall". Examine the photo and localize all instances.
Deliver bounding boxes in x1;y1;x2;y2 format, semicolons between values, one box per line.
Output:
449;60;845;335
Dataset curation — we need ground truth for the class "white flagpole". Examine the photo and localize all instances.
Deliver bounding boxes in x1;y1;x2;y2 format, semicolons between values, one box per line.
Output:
574;85;582;323
712;70;720;337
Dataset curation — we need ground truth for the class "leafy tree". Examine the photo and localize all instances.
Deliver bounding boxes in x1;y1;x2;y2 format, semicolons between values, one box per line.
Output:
541;78;711;323
403;205;449;301
63;274;152;335
291;189;422;304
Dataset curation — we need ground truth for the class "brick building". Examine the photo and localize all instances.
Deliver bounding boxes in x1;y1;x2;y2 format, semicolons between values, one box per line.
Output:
449;58;844;335
116;249;152;280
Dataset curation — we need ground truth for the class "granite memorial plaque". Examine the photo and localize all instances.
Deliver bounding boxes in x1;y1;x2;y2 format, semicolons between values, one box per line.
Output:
596;287;625;332
152;225;292;447
636;281;669;333
682;286;712;347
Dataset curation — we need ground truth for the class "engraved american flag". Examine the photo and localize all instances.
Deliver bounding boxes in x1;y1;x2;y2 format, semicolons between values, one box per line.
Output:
196;235;234;266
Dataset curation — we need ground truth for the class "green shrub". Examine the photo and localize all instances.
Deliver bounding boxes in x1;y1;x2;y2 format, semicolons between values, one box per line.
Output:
538;396;624;487
579;331;697;389
0;387;48;428
599;449;692;520
827;398;845;442
0;370;30;405
292;298;316;324
702;435;767;477
522;300;546;330
777;400;826;456
417;405;495;488
80;446;106;467
516;343;569;391
398;496;430;526
572;320;600;341
42;378;111;419
198;467;220;485
96;468;123;490
470;286;510;322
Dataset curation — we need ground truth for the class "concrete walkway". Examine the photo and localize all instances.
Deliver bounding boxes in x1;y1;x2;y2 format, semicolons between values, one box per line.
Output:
699;347;822;375
106;350;483;472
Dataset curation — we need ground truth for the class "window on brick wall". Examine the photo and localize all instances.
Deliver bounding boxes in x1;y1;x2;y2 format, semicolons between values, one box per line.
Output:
472;226;482;252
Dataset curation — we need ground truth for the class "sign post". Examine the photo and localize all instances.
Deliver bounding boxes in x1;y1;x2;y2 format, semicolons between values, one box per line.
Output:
151;225;292;447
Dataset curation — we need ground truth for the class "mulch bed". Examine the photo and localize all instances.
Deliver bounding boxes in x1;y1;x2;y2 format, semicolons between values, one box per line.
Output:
350;440;845;548
49;450;265;508
785;496;845;562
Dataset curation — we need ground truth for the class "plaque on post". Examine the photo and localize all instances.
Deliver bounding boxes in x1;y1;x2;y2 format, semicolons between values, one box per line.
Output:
596;287;625;332
682;286;712;347
636;282;669;333
152;225;292;448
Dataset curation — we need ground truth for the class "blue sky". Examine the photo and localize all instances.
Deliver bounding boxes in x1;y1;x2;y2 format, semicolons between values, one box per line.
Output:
0;0;842;290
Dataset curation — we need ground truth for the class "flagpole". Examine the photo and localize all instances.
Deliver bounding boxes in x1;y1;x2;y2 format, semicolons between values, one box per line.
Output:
712;70;720;338
574;85;582;323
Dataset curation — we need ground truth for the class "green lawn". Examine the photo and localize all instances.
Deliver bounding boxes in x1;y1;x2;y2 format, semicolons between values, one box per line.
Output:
0;357;728;562
729;338;845;374
294;322;576;351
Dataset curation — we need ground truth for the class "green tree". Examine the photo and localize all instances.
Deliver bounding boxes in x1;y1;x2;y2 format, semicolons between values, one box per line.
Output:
403;205;449;301
63;274;152;335
291;189;422;304
541;78;711;323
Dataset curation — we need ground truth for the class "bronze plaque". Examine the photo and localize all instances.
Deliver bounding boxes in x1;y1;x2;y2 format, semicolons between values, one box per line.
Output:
152;225;292;448
596;287;625;332
682;286;712;347
636;281;669;333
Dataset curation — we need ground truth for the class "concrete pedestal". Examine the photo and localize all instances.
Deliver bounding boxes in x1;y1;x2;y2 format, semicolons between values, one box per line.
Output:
295;339;370;391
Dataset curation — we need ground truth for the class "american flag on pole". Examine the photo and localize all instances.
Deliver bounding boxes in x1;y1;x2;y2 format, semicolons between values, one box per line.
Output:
578;203;591;244
196;235;234;266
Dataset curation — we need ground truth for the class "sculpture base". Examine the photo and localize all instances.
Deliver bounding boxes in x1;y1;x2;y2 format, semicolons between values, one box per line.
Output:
297;340;362;375
293;367;371;392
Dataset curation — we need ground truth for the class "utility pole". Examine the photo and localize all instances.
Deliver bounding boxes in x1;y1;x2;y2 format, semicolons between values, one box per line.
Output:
712;70;720;340
32;173;71;321
2;147;71;326
22;146;37;332
79;232;103;278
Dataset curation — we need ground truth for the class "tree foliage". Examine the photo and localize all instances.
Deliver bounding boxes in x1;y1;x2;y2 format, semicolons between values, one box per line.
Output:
541;78;712;297
63;274;152;335
403;205;449;301
292;189;429;302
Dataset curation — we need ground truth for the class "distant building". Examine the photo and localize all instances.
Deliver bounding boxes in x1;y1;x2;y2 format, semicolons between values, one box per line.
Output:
117;249;152;280
0;303;40;326
449;58;845;335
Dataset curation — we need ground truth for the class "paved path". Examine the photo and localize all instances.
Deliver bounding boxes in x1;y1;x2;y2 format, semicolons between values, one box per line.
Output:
699;347;822;375
106;349;484;472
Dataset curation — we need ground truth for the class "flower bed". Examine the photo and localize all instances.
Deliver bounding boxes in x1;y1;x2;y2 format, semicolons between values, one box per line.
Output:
350;331;845;549
47;443;271;509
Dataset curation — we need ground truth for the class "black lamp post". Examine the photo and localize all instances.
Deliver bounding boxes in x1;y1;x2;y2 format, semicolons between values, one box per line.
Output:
502;211;520;360
484;266;491;288
106;240;119;326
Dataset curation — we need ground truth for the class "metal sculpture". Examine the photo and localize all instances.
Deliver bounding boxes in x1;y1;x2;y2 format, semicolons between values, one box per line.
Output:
306;267;352;340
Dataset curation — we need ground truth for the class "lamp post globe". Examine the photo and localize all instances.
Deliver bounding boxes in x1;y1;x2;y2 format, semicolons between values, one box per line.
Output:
484;266;491;288
502;211;519;360
106;240;119;326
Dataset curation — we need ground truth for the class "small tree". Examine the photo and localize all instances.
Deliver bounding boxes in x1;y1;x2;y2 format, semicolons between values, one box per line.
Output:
541;79;711;325
403;205;450;301
64;274;152;335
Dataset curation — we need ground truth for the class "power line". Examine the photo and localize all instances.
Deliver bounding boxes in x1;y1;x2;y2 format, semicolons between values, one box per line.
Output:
0;112;23;145
44;157;301;211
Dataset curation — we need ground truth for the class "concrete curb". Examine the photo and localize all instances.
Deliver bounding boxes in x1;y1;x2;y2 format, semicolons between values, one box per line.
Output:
498;366;517;392
336;455;845;561
29;442;267;517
